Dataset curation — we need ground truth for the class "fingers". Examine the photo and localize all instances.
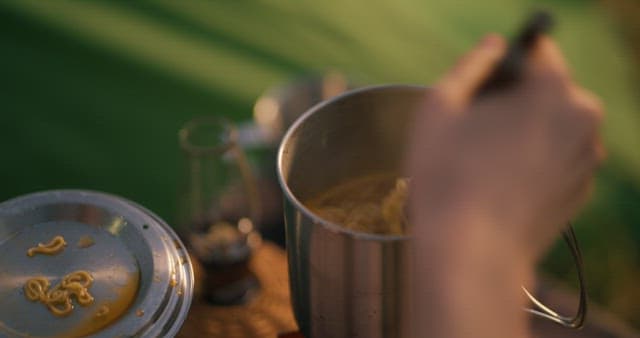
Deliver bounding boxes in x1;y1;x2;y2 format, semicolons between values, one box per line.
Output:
434;34;507;110
554;84;605;220
576;86;606;160
556;163;596;227
571;86;605;123
551;94;605;227
527;36;606;167
594;136;607;163
525;36;572;87
564;85;606;165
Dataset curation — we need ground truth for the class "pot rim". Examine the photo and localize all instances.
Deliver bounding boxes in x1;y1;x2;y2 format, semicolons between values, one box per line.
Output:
277;84;428;242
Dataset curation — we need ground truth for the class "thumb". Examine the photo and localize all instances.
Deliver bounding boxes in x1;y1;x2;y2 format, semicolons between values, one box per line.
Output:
435;34;507;109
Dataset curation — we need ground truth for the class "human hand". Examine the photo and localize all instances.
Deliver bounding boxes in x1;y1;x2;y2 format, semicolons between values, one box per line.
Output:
407;34;605;259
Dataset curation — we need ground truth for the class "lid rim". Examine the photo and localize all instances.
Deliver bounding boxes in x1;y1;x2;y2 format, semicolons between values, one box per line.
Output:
0;190;194;338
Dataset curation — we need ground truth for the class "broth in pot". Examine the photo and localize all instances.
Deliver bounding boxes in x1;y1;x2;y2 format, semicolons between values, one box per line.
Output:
305;173;409;235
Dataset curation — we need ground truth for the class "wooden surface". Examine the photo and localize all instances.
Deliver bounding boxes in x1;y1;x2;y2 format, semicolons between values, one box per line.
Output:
177;242;297;338
179;242;638;338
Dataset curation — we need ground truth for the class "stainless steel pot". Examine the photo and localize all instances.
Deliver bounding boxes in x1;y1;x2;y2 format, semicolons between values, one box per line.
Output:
278;85;418;338
277;85;586;338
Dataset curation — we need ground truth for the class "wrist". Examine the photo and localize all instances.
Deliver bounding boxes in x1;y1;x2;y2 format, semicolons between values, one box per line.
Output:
409;206;535;338
411;202;535;279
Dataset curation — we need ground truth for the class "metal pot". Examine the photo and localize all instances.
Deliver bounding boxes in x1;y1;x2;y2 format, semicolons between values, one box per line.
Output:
277;85;586;338
277;85;420;338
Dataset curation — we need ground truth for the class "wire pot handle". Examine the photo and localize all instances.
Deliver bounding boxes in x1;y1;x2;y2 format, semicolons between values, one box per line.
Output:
522;224;587;328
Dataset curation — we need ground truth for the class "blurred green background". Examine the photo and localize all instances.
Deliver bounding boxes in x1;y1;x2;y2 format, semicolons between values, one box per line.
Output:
1;0;639;329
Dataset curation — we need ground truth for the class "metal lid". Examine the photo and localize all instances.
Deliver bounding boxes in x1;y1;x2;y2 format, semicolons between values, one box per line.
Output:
0;190;194;337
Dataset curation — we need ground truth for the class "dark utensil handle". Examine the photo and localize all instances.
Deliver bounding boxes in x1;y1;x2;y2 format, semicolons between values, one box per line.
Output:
479;10;554;94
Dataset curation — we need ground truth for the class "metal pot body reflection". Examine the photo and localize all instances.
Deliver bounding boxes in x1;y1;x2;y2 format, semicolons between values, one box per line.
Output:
278;85;424;338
